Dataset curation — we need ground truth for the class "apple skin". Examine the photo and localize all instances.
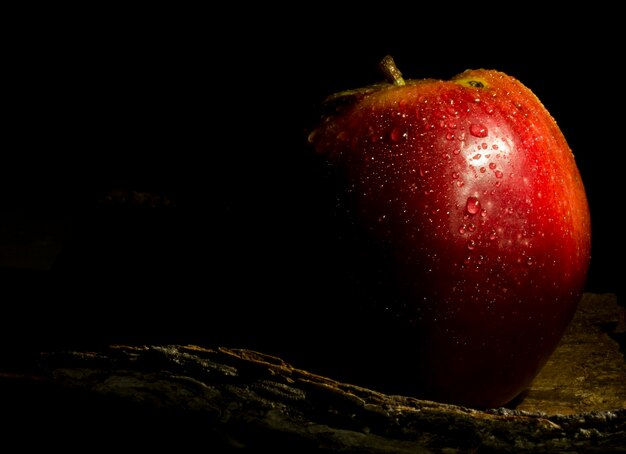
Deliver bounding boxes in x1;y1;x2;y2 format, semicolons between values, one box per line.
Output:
308;65;591;408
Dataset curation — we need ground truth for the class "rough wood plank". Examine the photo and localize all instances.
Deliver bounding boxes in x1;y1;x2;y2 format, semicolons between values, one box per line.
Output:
1;293;624;452
516;292;626;414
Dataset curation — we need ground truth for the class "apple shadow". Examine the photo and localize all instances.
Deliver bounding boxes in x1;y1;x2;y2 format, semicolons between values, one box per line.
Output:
503;389;530;410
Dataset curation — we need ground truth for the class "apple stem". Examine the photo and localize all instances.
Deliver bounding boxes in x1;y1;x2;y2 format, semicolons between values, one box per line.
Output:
379;55;406;86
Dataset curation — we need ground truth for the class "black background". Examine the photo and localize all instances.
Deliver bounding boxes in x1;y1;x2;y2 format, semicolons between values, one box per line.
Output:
2;8;622;373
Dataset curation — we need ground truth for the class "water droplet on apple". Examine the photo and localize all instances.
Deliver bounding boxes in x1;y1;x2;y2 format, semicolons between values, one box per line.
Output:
446;132;455;140
480;167;486;173
452;148;461;155
495;181;502;188
467;240;476;250
468;223;476;232
489;162;497;170
527;256;534;266
495;170;504;178
473;153;482;160
489;231;497;240
469;123;488;138
451;171;460;179
466;196;481;215
456;180;465;187
458;225;466;234
480;209;487;217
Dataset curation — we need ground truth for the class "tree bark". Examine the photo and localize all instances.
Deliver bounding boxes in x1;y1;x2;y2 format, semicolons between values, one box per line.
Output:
1;293;624;452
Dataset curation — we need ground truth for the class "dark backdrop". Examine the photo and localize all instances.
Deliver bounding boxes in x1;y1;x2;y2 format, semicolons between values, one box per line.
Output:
2;9;621;371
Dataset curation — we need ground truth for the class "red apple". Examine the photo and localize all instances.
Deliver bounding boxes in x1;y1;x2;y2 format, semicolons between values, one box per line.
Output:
307;56;591;408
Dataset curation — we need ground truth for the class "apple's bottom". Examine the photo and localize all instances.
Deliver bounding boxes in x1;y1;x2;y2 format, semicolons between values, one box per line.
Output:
274;308;558;409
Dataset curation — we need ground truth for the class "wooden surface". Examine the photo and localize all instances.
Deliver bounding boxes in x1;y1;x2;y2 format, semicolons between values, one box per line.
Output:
1;293;624;452
517;292;626;414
